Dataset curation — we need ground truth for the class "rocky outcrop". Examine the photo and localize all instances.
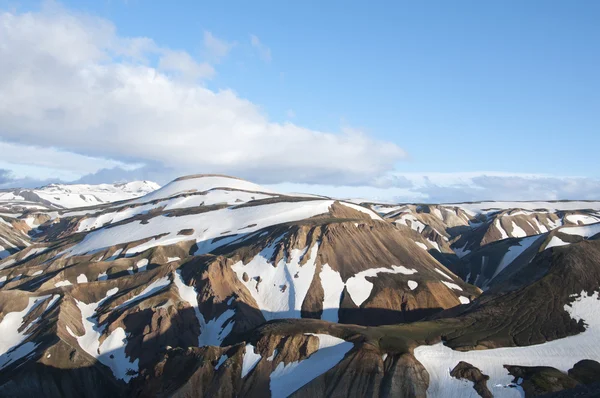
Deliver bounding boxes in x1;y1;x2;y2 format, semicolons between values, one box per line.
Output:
132;318;430;398
569;360;600;385
505;365;580;396
450;361;492;398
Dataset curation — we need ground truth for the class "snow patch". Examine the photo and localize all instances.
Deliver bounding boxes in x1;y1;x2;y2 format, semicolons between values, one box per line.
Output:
546;236;570;249
566;214;599;225
453;244;471;258
395;214;426;233
560;223;600;239
116;276;170;309
415;242;428;250
427;239;441;252
346;265;418;306
319;264;345;323
242;343;262;378
495;220;509;240
136;258;149;272
533;218;548;233
511;222;527;238
434;268;452;280
442;281;463;291
338;202;383;221
215;354;228;369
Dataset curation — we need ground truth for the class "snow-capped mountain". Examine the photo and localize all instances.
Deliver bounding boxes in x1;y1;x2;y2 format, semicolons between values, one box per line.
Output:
0;180;160;211
0;180;160;260
0;175;599;397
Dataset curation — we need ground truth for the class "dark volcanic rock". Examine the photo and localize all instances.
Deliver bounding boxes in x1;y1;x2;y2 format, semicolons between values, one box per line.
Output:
505;365;579;396
569;360;600;385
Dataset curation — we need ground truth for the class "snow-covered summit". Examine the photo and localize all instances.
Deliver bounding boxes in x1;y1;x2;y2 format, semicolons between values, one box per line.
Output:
131;174;276;204
0;180;160;209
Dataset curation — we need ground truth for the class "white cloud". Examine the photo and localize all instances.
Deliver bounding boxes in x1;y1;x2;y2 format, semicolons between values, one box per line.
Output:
250;34;272;62
203;31;234;61
266;173;600;204
0;141;138;176
158;50;215;81
418;174;600;203
0;5;406;186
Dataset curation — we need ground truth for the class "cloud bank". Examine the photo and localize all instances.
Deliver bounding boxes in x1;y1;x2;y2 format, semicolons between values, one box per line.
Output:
267;173;600;203
0;4;406;186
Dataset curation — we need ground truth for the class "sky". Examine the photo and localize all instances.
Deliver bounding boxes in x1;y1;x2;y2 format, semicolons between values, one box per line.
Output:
0;0;599;202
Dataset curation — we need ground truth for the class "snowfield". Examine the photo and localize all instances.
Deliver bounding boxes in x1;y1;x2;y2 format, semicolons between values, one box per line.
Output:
64;200;337;257
414;290;600;397
1;181;159;210
543;223;600;250
560;222;600;239
454;201;600;214
394;213;427;232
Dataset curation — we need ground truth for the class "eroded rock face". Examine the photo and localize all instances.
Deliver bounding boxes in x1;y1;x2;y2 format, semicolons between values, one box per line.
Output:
132;322;430;398
379;353;429;398
182;207;480;341
0;217;31;260
0;340;123;398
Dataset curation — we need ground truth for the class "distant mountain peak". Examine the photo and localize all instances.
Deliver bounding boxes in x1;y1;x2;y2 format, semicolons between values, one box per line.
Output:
0;180;161;210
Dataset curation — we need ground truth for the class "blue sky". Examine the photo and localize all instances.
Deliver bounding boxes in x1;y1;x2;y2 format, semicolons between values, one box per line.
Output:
63;0;600;176
0;0;599;201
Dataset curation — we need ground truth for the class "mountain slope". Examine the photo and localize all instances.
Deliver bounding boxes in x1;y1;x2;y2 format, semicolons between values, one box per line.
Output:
0;176;599;397
0;175;482;397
